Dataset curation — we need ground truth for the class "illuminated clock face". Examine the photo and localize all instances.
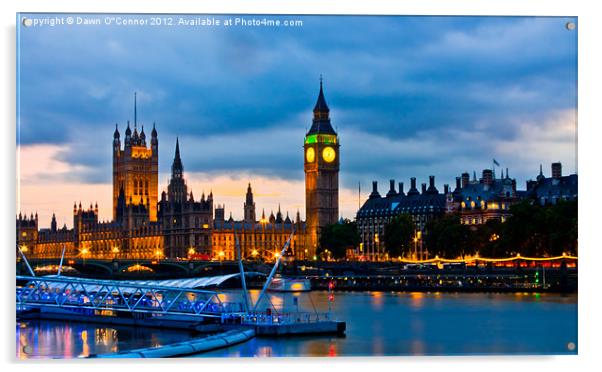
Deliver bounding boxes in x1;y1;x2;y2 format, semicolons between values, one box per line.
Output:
322;146;336;163
306;147;315;163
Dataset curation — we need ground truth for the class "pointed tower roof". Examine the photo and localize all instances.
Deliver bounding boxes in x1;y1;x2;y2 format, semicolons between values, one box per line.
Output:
269;210;276;224
171;137;184;177
114;123;120;139
307;77;336;135
132;123;139;143
537;164;545;182
151;122;157;138
313;75;330;113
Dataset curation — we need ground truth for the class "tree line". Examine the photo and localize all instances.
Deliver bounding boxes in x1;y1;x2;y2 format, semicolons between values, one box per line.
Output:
317;199;577;260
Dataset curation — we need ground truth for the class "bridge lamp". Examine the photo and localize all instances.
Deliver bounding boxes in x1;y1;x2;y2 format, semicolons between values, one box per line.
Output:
274;252;280;259
188;247;196;255
20;245;28;253
252;249;258;257
81;248;89;256
155;249;163;258
112;247;119;254
218;251;225;258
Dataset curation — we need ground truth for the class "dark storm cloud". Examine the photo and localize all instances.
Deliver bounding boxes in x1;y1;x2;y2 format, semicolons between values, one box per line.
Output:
17;15;577;187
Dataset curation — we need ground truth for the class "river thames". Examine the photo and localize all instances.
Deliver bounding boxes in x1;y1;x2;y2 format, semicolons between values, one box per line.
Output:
16;290;577;358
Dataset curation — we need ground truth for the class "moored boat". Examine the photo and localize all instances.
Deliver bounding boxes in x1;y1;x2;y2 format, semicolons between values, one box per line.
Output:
267;277;311;292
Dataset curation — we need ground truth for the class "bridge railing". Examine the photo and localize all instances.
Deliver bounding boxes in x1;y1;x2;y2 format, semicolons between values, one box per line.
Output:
240;311;332;325
16;275;239;318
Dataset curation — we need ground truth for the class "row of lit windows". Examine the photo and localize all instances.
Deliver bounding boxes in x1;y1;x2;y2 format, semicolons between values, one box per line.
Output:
460;215;507;225
460;200;508;210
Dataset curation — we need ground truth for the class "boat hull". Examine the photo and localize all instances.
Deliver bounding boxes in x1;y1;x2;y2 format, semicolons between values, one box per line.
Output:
267;278;311;292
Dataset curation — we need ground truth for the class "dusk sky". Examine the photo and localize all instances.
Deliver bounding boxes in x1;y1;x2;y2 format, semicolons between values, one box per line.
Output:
16;14;577;228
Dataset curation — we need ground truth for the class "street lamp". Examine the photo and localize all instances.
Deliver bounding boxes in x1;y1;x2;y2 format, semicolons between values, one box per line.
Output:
81;247;89;266
374;233;379;262
260;218;267;261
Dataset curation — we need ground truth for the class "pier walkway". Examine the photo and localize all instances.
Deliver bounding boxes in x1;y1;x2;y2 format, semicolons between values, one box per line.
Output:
17;275;244;319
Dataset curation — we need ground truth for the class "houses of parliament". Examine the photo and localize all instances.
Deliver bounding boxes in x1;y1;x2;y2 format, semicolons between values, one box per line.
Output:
17;83;340;262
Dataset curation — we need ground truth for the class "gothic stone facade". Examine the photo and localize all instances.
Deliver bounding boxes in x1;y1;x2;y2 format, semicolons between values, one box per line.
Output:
17;88;333;261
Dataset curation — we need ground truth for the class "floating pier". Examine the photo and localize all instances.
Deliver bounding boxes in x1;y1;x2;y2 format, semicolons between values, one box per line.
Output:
90;328;256;358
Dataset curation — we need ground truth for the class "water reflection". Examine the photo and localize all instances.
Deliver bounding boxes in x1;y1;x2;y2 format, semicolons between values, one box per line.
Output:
17;291;577;358
370;292;384;310
202;291;577;357
409;292;425;309
16;319;197;359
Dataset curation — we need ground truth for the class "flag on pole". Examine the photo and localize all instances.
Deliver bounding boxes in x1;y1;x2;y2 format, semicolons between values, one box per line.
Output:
493;159;500;166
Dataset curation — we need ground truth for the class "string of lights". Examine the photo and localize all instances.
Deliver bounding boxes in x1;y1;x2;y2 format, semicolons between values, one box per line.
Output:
395;253;578;264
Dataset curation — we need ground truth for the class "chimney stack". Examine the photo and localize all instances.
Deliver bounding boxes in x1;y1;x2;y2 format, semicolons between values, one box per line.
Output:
426;175;439;194
369;181;381;199
398;182;404;196
482;169;493;186
552;162;562;179
421;183;427;194
407;177;419;196
444;184;449;194
386;179;397;197
455;177;461;191
461;172;470;188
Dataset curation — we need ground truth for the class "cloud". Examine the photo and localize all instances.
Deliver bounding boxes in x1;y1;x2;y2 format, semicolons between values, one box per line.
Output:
17;14;578;217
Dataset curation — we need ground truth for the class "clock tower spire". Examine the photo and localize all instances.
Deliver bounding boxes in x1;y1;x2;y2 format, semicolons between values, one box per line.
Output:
304;78;339;257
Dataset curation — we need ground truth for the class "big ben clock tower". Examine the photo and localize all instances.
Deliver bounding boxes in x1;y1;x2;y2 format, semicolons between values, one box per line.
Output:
304;78;339;257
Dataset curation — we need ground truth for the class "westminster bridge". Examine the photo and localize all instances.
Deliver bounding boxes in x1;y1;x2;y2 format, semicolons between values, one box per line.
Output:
16;256;576;293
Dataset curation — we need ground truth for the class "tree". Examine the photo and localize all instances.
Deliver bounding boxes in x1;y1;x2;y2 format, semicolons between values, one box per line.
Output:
425;214;475;259
472;219;504;257
318;219;360;260
499;200;547;256
498;199;578;257
545;199;578;256
383;214;415;257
